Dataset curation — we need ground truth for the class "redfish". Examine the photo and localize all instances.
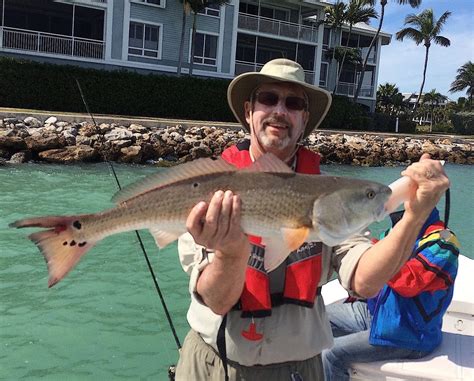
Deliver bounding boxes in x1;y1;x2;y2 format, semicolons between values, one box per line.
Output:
10;153;391;287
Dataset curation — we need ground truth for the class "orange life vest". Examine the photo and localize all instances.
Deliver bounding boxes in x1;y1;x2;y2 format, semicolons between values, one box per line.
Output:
221;141;323;318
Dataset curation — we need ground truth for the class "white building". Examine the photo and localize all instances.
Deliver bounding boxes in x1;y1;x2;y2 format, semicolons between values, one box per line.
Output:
0;0;391;112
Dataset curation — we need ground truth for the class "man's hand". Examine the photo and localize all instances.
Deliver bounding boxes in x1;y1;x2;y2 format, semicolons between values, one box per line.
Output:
401;153;450;222
186;190;249;257
187;190;250;315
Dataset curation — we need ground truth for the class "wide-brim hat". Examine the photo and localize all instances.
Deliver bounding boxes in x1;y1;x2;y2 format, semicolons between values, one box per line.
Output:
227;58;332;138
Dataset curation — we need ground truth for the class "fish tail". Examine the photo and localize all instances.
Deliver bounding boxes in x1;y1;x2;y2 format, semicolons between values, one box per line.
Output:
10;215;96;287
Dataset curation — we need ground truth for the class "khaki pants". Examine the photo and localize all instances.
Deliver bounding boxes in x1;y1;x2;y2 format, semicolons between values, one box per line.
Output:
175;330;324;381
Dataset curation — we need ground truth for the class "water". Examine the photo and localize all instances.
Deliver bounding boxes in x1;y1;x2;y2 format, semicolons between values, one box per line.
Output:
0;163;472;380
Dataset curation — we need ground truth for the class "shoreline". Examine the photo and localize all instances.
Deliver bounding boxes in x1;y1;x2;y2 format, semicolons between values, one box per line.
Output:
0;113;472;166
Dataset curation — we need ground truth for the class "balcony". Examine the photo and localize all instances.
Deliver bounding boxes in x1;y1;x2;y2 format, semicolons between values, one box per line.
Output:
336;81;374;98
235;60;315;85
0;27;105;60
238;13;318;43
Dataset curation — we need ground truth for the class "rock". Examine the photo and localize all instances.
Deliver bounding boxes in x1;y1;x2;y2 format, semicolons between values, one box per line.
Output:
119;145;142;163
44;116;57;125
0;135;27;151
129;124;148;133
105;128;133;141
9;151;32;163
39;145;99;163
25;134;62;152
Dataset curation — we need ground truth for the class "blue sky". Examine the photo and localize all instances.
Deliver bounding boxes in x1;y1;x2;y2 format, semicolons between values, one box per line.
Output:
374;0;473;101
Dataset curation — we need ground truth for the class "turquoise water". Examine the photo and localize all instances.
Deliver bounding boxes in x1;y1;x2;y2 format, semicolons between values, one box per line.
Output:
1;163;472;380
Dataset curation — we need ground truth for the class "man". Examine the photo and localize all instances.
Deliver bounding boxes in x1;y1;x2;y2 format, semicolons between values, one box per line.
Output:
175;58;449;380
322;208;459;381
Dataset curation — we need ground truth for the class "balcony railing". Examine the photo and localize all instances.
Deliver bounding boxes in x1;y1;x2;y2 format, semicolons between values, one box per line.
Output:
238;13;318;43
0;27;105;60
235;60;315;85
336;81;374;98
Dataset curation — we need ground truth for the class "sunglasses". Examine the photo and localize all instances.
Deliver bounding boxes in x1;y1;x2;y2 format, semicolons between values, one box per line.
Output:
255;91;307;111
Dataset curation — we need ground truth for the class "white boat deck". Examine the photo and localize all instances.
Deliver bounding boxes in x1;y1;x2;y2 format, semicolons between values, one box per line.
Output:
322;255;474;381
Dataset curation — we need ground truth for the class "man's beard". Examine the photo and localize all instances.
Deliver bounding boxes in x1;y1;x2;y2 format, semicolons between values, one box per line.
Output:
258;116;292;150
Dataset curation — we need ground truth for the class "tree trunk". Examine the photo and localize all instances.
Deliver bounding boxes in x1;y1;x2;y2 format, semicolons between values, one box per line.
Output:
353;2;385;104
177;4;187;76
413;44;430;112
333;25;353;93
188;12;197;76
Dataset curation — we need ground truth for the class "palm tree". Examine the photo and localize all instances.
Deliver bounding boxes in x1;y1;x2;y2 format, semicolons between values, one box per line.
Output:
177;1;191;76
353;0;422;104
396;8;451;112
422;89;447;131
322;1;347;93
334;0;377;93
449;61;474;107
178;0;229;76
377;82;399;115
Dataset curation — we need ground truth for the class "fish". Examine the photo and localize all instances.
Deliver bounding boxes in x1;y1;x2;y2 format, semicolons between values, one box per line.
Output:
10;153;391;287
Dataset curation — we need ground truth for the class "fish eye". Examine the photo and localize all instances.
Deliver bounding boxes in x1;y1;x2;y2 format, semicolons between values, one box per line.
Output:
192;182;199;188
366;189;376;199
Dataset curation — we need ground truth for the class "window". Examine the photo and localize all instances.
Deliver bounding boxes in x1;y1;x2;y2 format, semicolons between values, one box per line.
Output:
192;33;217;65
128;22;160;58
319;62;328;87
260;6;289;22
133;0;163;6
239;2;258;16
198;4;220;17
323;28;330;49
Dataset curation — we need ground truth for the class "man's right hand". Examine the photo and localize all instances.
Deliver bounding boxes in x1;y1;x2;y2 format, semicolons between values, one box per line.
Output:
186;190;250;259
186;190;250;315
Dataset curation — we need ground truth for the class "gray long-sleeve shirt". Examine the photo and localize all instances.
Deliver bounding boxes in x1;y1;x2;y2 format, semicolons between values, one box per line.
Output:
178;233;372;366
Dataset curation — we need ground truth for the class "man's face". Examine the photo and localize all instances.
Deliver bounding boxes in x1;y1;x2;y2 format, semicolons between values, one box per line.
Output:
244;82;309;156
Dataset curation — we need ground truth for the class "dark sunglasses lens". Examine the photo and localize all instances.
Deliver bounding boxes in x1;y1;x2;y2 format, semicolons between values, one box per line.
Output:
286;97;306;111
256;92;306;111
256;92;279;106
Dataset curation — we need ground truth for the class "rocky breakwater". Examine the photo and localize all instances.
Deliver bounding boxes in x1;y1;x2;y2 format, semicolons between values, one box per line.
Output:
0;116;472;166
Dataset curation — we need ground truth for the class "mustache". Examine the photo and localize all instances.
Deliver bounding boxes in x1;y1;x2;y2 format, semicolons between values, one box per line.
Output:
262;116;291;128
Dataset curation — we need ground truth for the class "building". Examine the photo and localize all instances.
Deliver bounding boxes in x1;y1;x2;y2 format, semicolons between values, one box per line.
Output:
0;0;391;112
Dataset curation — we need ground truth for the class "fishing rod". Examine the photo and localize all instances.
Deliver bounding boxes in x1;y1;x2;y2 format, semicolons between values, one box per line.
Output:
74;79;182;353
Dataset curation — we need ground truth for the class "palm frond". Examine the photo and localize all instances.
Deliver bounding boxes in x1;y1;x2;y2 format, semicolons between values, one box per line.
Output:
433;35;450;47
396;27;423;44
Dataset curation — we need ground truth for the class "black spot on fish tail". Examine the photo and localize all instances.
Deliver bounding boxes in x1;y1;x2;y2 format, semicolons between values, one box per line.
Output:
70;240;76;246
73;220;82;230
63;241;68;246
78;242;87;247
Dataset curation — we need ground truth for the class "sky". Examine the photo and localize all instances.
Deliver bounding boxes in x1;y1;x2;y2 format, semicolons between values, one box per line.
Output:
374;0;474;101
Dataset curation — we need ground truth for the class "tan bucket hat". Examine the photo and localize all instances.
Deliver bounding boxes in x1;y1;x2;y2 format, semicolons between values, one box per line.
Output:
227;58;332;138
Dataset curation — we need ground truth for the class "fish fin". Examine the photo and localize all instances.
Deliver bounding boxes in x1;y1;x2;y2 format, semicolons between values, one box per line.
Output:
149;228;182;248
11;215;95;287
112;157;237;204
243;153;294;173
262;235;291;272
281;227;310;251
262;227;309;272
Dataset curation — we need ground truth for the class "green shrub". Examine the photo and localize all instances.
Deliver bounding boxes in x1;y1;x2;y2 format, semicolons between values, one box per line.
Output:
432;122;454;133
397;118;416;134
0;57;233;122
319;95;367;130
451;112;474;135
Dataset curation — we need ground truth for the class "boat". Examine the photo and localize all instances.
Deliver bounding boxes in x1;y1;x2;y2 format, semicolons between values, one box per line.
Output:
322;254;474;380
